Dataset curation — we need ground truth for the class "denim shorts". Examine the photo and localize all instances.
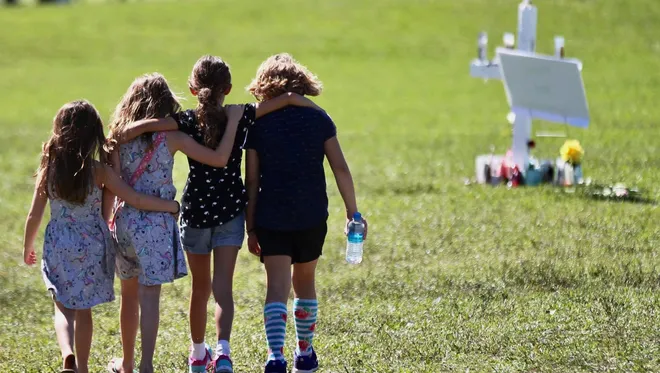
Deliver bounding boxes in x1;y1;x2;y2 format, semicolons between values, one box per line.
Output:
180;213;245;254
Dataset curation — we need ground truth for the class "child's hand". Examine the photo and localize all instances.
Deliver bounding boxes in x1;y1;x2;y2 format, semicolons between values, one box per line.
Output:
247;232;261;257
110;126;135;145
225;104;245;126
23;246;37;266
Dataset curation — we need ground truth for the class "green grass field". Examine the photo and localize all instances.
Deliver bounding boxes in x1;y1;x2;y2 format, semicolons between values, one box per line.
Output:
1;0;659;372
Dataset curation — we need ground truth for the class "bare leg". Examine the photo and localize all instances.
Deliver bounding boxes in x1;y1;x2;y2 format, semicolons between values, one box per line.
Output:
54;301;76;371
119;278;139;373
264;256;292;305
138;284;161;373
187;253;212;344
292;260;318;300
74;308;93;373
212;246;239;345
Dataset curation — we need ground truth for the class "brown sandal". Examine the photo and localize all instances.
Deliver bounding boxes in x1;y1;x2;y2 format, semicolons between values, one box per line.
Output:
61;354;76;372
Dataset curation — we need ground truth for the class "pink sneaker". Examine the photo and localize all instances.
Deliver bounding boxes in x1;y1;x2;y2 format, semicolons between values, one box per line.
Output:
189;344;213;373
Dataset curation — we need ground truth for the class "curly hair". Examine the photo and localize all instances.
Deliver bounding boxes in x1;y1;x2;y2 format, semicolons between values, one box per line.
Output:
37;100;107;204
108;73;181;151
188;55;232;148
247;53;322;102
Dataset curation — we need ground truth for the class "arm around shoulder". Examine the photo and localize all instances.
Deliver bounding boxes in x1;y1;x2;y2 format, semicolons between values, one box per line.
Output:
113;117;179;144
254;93;324;118
99;163;178;214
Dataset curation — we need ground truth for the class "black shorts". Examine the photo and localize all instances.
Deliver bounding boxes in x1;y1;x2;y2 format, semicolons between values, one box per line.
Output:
256;221;327;264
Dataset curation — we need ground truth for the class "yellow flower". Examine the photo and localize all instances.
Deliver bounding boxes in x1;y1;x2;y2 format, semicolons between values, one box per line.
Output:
560;139;584;164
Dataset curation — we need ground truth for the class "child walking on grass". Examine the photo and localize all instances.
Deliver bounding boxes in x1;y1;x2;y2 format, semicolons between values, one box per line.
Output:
105;73;253;373
118;55;324;373
244;53;368;373
22;100;180;373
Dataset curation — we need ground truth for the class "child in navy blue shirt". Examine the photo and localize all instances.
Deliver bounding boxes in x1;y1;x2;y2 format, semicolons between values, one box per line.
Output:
245;53;368;373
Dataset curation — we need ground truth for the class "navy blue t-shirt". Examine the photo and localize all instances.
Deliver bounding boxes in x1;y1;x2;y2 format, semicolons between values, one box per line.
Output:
245;106;337;231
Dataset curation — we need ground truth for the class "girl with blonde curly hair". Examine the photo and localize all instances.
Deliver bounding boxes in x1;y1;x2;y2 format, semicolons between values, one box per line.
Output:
245;53;367;373
247;53;322;102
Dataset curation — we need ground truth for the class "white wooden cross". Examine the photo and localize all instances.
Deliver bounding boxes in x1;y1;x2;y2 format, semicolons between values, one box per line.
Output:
469;0;589;176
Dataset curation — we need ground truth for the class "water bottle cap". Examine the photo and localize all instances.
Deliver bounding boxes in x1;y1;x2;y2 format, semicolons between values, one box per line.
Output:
353;212;362;221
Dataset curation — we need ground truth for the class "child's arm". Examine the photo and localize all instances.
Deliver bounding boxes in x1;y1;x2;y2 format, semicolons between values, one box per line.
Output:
100;164;179;214
168;105;243;168
113;117;178;144
101;150;120;225
23;174;48;266
254;92;324;118
245;149;261;256
324;136;368;238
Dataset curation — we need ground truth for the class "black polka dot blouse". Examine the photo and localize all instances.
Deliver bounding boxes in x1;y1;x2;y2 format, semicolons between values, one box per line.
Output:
173;104;255;229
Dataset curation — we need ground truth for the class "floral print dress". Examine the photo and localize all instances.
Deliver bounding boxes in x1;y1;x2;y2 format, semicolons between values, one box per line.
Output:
41;185;115;309
114;132;187;286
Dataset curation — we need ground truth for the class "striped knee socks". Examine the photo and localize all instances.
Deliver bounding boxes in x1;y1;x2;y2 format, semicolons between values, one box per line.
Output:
264;302;288;362
294;298;318;356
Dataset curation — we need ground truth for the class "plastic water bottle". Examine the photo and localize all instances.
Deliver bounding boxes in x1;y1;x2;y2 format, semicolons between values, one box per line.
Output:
346;212;365;264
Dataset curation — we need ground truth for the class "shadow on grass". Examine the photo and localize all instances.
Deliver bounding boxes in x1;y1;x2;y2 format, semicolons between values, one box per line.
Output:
560;182;658;206
494;181;660;205
367;182;445;195
579;193;657;205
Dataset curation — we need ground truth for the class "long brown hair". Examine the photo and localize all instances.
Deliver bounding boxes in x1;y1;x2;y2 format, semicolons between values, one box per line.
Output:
247;53;322;102
188;55;232;148
37;100;107;204
108;73;181;149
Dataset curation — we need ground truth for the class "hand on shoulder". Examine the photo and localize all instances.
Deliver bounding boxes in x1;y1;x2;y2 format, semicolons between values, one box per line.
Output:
225;104;245;125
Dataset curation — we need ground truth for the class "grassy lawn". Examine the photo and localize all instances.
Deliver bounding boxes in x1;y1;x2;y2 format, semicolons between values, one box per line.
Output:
0;0;658;372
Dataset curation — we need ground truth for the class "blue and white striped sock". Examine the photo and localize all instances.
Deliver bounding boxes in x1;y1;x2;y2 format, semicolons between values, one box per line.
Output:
294;298;318;356
264;302;288;362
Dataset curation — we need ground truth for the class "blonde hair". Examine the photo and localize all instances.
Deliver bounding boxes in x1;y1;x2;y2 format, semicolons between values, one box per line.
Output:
108;73;181;150
247;53;322;101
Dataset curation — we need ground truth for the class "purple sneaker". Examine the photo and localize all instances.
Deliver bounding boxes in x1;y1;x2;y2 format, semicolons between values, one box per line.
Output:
293;349;318;373
264;359;288;373
212;354;233;373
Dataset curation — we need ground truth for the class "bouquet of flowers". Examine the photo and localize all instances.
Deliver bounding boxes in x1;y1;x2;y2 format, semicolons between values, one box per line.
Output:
559;140;584;186
560;139;584;165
